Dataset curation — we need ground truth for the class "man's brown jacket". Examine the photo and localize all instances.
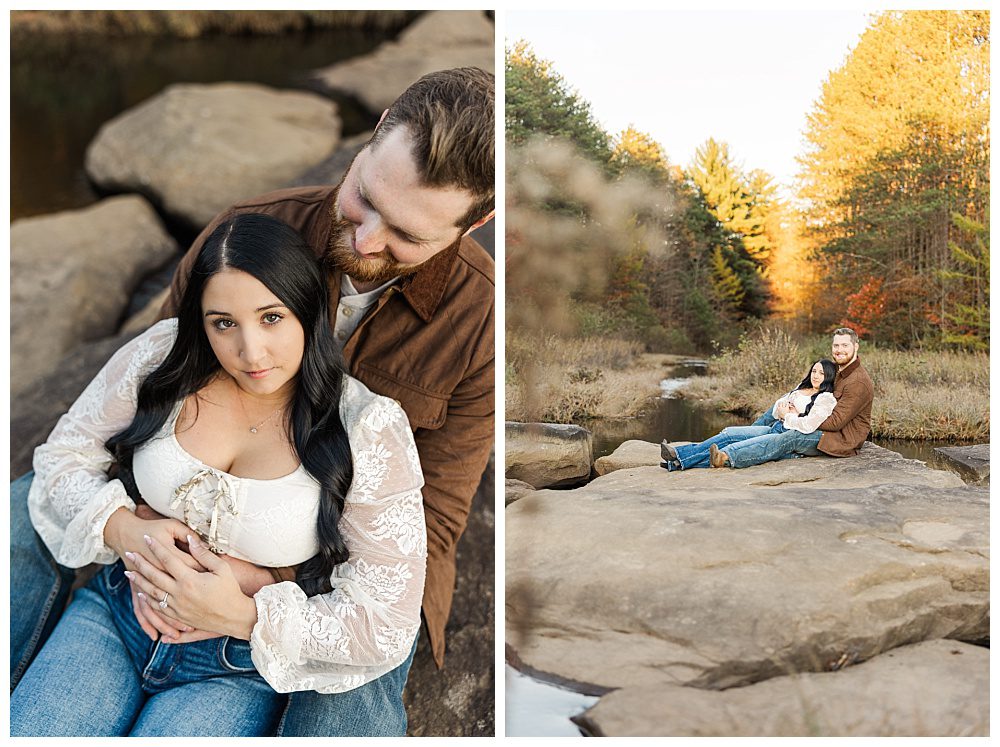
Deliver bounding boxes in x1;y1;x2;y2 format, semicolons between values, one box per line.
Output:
817;357;874;457
160;185;494;667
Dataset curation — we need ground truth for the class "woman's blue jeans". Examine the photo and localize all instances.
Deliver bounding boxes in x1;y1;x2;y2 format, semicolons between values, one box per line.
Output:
668;425;776;470
11;561;285;736
10;472;417;736
722;428;823;469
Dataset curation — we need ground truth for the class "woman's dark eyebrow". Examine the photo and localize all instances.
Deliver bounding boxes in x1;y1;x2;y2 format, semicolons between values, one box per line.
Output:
203;303;285;317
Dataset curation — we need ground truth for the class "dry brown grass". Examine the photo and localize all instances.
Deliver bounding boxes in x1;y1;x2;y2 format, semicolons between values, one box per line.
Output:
681;327;989;441
506;331;668;422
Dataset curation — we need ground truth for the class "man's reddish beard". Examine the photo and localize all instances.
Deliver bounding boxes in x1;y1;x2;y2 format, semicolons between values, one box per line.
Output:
326;208;426;285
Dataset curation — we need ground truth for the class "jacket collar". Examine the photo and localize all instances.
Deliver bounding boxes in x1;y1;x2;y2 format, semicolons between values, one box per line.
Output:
323;187;460;324
837;356;861;381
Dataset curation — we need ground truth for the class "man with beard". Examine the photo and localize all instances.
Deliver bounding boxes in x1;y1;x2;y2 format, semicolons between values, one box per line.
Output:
10;67;494;736
707;328;874;469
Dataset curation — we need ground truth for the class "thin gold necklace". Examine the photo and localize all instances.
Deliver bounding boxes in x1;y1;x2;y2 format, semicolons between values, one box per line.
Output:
247;407;283;434
233;382;286;434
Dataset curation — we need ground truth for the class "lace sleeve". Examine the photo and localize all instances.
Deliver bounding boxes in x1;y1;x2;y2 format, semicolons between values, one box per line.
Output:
249;392;427;694
782;392;838;434
28;319;178;568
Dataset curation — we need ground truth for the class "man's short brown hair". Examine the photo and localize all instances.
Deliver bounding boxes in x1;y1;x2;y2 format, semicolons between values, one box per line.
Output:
370;67;494;231
832;327;860;345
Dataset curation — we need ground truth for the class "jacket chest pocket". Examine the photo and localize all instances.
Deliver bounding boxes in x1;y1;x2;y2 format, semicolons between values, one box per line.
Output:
355;363;449;430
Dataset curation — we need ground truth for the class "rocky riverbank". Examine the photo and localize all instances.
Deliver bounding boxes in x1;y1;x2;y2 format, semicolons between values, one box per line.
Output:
506;440;989;736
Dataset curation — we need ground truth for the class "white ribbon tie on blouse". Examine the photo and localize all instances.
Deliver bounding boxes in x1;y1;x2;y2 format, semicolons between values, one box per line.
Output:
169;467;239;553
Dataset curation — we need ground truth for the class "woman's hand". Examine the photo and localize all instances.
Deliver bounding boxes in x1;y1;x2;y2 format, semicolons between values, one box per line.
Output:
104;507;201;574
125;533;258;640
123;504;286;641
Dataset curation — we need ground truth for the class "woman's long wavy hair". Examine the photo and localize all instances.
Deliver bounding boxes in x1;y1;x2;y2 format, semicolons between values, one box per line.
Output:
106;213;353;596
795;358;837;416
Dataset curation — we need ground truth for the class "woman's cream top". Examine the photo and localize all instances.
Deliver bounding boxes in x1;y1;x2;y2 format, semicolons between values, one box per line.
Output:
772;389;838;434
28;319;427;695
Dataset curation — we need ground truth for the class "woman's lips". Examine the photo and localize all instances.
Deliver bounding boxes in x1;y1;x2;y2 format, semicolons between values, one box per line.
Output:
246;368;273;379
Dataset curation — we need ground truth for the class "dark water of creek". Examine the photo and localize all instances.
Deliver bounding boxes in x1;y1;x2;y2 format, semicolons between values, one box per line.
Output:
11;28;394;221
587;364;975;482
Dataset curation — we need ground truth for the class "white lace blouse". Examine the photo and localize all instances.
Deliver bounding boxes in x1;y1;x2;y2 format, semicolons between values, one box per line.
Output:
28;319;427;694
772;390;838;434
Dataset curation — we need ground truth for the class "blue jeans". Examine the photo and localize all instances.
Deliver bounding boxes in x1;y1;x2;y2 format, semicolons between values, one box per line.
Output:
10;471;76;688
668;425;775;470
722;428;823;469
11;561;285;736
10;472;416;736
751;405;778;427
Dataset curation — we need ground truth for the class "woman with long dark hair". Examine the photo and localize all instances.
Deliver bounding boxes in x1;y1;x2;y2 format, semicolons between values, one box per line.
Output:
11;214;426;736
661;359;838;471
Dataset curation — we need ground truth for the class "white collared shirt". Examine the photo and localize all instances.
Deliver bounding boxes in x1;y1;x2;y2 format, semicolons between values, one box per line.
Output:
333;274;399;347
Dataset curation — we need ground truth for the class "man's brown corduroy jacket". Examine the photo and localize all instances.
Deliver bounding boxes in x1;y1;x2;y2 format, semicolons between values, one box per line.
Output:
159;185;494;667
817;357;874;457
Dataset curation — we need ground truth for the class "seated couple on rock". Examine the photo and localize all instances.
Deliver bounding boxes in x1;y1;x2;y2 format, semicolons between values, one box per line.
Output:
660;328;874;471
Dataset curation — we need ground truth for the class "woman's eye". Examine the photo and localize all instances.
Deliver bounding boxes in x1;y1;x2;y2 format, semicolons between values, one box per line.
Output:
263;313;283;325
212;319;235;330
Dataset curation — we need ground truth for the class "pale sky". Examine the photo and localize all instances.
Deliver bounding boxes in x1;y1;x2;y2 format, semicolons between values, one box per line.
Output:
506;10;873;194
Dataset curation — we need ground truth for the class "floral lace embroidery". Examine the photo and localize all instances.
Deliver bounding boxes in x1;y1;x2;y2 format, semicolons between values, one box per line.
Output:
351;443;392;502
351;558;414;604
369;490;426;555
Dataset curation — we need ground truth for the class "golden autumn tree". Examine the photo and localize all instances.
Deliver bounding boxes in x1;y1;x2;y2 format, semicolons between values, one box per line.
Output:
610;125;671;182
797;10;989;346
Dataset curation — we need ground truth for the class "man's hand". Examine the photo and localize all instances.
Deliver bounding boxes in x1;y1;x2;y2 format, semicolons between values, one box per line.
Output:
774;401;791;419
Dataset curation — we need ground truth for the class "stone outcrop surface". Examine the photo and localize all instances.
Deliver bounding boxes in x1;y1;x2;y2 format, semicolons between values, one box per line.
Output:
11;330;144;477
505;422;593;488
505;479;536;506
935;444;989;484
10;196;177;396
575;639;988;737
507;444;986;701
85;83;341;228
594;439;666;475
309;11;494;114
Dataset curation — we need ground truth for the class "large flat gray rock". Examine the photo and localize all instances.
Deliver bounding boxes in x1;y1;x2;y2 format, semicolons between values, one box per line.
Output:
10;195;177;395
594;439;664;475
505;422;593;488
507;447;985;694
85;83;341;229
309;11;494;114
576;639;988;737
935;444;989;483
